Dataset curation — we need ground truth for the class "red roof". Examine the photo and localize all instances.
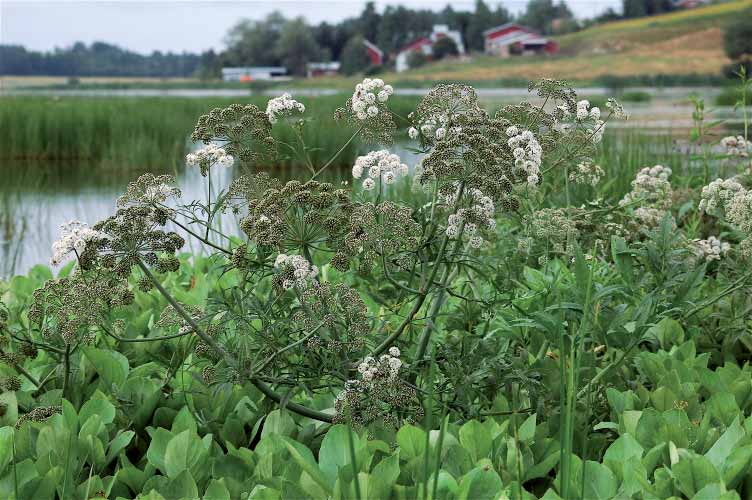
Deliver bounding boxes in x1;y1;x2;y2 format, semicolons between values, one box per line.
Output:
398;37;432;54
483;23;536;40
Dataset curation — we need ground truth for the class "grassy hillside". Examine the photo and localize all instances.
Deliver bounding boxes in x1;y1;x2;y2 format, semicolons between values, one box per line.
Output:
297;0;752;88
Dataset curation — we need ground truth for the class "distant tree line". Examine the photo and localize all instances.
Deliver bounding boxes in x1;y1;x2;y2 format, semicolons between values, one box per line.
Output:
0;42;204;77
0;0;713;79
0;0;578;78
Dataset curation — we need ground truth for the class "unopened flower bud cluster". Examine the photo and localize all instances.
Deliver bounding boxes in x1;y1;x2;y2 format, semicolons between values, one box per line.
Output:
266;93;305;124
274;254;318;290
351;150;409;190
506;126;543;186
351;78;393;120
186;144;234;176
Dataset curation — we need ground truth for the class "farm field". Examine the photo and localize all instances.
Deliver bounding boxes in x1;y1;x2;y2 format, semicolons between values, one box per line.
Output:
1;73;752;499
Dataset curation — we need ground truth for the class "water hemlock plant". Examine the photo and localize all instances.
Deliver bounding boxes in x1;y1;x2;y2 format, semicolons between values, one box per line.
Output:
1;76;752;499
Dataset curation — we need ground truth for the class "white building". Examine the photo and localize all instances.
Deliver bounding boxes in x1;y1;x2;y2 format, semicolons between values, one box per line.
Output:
395;25;466;73
221;67;288;82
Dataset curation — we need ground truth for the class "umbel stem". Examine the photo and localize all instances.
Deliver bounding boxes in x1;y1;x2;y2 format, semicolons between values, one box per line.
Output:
137;258;333;423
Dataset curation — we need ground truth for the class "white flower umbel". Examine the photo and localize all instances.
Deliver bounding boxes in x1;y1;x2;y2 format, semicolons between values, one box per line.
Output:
274;253;318;291
693;236;730;262
569;161;604;186
507;128;543;186
442;184;496;248
720;135;750;158
351;78;393;121
620;165;673;209
266;93;305;124
409;110;461;144
351;150;409;190
51;220;105;266
698;177;744;213
186;143;234;175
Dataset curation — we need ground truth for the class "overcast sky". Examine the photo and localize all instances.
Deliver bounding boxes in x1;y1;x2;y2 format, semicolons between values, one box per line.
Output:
2;0;622;54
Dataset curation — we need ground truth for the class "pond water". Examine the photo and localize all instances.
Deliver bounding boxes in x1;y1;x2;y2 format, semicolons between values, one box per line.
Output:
1;86;749;278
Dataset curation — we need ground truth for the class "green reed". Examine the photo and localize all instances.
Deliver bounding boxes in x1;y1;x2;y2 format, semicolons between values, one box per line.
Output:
0;95;419;171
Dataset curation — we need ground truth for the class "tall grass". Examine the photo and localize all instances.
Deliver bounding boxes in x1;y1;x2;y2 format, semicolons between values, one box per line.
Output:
0;95;420;171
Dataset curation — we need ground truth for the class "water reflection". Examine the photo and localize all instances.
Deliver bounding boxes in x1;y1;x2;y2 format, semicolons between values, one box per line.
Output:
0;161;335;278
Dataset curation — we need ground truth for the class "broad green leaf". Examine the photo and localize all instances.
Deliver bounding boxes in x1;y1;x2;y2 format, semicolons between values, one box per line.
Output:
582;460;617;500
0;392;18;427
456;466;502;500
105;430;135;467
397;424;427;461
260;410;296;439
83;347;129;389
721;445;752;489
0;427;13;474
164;430;209;483
204;478;231;500
458;420;491;462
673;453;721;498
145;427;174;473
705;417;745;470
282;437;332;494
371;453;400;490
171;406;197;436
319;425;362;487
604;433;644;478
164;469;198;500
79;397;116;427
518;413;537;443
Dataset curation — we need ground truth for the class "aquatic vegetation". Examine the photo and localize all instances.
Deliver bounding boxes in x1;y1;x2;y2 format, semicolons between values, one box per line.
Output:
2;76;752;500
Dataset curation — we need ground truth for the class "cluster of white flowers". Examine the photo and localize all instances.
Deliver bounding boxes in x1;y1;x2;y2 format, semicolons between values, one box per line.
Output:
444;186;496;249
351;78;393;120
356;347;402;382
186;144;234;170
407;112;461;143
559;100;606;143
506;126;543;186
265;93;305;124
351;150;409;190
698;177;745;213
143;183;178;204
606;98;628;119
634;207;670;228
274;253;318;290
568;161;604;186
620;165;673;209
720;135;750;158
725;190;752;234
51;220;105;266
693;236;730;262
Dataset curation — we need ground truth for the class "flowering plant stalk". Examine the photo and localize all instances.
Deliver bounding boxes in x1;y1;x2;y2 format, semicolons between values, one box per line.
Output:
10;78;631;428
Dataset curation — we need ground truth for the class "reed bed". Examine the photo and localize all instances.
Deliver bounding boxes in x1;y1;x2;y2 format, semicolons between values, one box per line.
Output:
0;95;420;171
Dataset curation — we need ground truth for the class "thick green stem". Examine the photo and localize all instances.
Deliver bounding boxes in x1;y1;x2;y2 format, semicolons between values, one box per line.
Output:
310;126;363;181
137;258;333;423
62;344;70;401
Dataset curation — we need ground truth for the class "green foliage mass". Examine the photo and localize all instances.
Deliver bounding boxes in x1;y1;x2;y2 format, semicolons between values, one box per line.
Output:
1;78;752;499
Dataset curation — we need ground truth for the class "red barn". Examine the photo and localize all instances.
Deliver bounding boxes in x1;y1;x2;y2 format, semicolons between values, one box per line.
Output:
483;23;558;58
363;39;384;66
